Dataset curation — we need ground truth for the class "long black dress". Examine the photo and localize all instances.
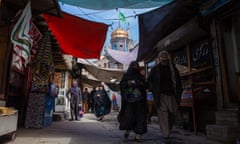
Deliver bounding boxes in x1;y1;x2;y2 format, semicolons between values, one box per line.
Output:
94;88;111;118
118;62;148;135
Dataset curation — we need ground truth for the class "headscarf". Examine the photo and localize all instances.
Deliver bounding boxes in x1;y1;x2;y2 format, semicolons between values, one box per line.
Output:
126;61;140;76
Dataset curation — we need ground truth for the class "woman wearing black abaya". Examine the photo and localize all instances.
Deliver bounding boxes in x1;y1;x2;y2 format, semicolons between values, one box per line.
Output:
94;85;111;121
118;61;148;142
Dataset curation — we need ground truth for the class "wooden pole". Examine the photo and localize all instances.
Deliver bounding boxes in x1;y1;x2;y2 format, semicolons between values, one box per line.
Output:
236;72;240;110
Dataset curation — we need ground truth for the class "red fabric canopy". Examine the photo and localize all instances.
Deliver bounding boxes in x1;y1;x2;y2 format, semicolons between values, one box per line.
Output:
43;13;108;59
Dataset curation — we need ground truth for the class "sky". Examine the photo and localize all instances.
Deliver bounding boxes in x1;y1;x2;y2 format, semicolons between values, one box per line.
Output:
58;2;158;49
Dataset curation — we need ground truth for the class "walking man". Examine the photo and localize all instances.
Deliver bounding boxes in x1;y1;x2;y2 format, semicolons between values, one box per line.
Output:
148;50;183;139
66;79;82;121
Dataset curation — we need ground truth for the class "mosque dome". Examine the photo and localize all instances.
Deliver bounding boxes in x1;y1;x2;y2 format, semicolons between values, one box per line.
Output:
111;27;128;39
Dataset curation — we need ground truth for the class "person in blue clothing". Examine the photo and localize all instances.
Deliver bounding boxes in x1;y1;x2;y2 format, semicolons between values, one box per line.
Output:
112;93;118;110
94;85;111;121
66;79;82;121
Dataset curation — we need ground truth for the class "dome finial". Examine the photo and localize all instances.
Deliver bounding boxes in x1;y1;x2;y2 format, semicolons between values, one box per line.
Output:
111;27;129;39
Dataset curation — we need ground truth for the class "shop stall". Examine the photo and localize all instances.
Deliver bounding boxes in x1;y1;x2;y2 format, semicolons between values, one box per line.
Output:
0;107;18;140
172;38;216;134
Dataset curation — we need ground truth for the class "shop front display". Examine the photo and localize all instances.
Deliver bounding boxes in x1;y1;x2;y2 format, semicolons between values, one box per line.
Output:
24;33;55;128
172;38;216;134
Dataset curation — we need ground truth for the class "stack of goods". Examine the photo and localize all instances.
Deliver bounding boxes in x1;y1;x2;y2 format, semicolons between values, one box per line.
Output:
0;107;17;116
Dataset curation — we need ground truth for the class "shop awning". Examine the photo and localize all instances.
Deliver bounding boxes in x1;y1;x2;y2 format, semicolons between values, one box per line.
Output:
156;17;207;52
81;77;120;91
77;59;122;90
77;59;125;84
83;64;125;84
82;77;101;88
59;0;173;10
43;13;108;59
137;0;199;61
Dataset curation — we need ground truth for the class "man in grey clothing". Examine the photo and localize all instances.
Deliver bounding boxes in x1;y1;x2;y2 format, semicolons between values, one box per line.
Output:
66;79;82;121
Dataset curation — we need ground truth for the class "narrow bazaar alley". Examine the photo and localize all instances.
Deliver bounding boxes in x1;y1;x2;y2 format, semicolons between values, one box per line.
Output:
1;112;222;144
1;0;240;144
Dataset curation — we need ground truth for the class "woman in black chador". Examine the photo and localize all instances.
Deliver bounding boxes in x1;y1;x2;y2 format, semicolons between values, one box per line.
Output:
94;85;111;121
118;61;148;142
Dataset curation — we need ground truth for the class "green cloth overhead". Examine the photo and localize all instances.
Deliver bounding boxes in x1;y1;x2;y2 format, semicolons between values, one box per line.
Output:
59;0;173;10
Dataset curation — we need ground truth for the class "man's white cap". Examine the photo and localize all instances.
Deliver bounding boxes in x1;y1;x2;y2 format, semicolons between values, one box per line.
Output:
158;50;169;57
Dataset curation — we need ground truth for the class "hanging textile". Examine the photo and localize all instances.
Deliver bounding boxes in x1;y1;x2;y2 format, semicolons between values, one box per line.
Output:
25;32;54;128
106;46;138;65
43;13;108;59
137;0;198;61
10;2;32;72
25;92;46;128
30;23;43;61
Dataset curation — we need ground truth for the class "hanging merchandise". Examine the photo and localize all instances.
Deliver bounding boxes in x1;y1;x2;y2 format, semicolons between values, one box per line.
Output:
24;92;46;128
10;2;32;73
30;23;43;61
25;32;54;128
10;2;43;73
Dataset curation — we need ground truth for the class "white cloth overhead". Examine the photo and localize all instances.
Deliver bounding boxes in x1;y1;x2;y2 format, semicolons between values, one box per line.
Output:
106;45;139;65
77;58;125;84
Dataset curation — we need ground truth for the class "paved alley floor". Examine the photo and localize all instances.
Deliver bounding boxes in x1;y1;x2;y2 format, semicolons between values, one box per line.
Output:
0;112;222;144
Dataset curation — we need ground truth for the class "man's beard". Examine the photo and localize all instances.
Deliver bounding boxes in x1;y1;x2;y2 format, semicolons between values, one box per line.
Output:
160;60;169;66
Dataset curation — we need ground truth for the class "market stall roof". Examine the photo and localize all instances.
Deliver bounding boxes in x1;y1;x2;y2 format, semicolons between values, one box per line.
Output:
83;64;124;84
43;12;108;59
82;77;101;88
77;59;125;84
59;0;173;10
137;0;200;61
82;76;120;91
2;0;62;17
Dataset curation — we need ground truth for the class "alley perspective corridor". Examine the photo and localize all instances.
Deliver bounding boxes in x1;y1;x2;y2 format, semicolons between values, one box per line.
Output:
0;112;222;144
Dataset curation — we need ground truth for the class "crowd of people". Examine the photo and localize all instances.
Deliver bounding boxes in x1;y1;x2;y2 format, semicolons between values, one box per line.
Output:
66;50;183;143
66;82;112;121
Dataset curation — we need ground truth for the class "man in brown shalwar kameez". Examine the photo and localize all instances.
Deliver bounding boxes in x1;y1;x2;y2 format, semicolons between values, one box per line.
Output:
148;51;183;140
